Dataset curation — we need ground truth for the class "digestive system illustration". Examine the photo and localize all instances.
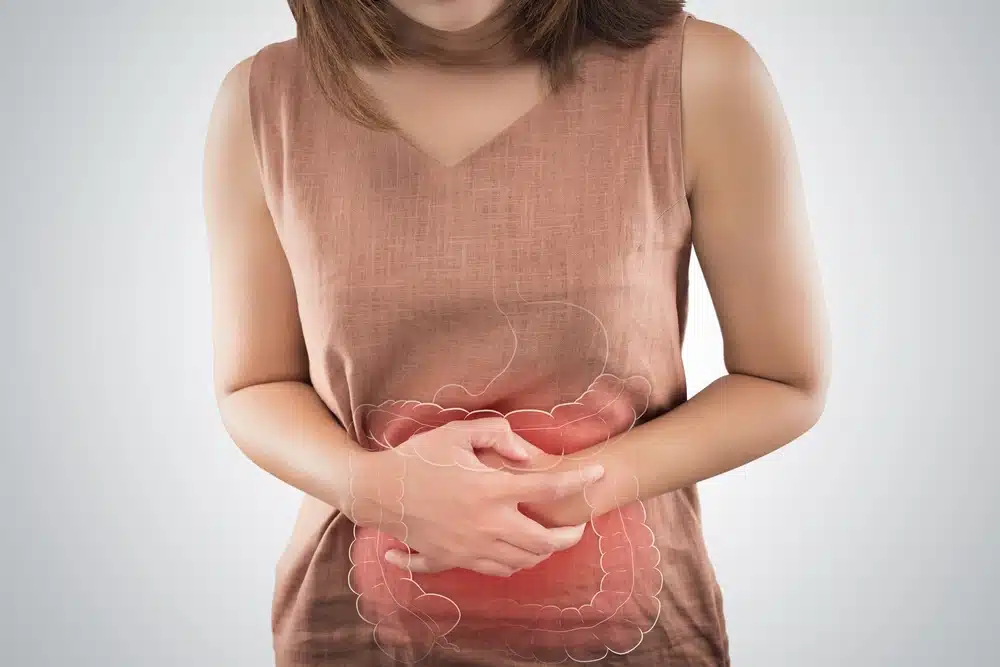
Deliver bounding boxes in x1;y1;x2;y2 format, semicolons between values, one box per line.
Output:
345;278;664;664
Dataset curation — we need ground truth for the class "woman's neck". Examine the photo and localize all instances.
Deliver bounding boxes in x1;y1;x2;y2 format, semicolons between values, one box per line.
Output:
384;2;521;69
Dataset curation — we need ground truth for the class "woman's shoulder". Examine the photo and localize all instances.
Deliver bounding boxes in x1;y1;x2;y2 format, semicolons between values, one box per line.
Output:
246;37;305;86
206;37;308;175
585;12;762;93
678;16;789;193
251;37;300;63
680;16;767;89
638;13;762;77
209;38;304;122
678;15;776;127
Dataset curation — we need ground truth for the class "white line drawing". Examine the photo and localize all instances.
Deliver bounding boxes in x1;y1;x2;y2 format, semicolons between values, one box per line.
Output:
345;264;664;663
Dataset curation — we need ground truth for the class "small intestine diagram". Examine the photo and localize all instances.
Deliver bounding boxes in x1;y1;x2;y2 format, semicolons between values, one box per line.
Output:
346;280;663;664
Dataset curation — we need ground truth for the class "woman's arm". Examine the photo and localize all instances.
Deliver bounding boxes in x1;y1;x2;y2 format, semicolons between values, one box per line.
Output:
203;56;364;512
521;19;831;526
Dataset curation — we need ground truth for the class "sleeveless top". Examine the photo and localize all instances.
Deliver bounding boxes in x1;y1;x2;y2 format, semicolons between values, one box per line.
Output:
248;10;730;666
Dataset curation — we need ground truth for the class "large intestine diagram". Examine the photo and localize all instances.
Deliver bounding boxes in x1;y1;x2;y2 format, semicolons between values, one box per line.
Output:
346;285;663;663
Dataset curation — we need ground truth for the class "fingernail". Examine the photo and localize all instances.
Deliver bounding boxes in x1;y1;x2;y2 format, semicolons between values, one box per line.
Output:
582;465;605;482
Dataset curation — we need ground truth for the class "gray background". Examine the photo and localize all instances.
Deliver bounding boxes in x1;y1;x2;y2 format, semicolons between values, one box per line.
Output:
2;0;997;665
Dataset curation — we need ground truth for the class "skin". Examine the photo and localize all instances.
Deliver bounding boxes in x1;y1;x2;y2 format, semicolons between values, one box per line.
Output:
388;0;503;32
204;3;829;577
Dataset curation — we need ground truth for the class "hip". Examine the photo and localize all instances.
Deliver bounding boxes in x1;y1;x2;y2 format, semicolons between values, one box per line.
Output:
272;493;730;664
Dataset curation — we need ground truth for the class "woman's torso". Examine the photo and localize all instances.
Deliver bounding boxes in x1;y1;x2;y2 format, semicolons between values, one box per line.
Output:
248;10;730;665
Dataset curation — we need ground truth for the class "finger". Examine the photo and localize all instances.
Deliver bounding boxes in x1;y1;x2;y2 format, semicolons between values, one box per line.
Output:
496;511;587;555
545;522;588;551
466;558;516;577
507;464;605;503
488;540;550;570
385;550;515;577
507;521;587;557
460;416;530;461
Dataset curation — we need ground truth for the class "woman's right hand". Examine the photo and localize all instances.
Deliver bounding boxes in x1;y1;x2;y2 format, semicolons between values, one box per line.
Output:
346;416;605;577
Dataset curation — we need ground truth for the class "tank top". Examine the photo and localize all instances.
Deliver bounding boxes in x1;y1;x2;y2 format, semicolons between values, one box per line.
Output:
248;10;730;666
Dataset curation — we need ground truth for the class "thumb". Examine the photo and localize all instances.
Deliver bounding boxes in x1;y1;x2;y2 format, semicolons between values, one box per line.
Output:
508;464;606;503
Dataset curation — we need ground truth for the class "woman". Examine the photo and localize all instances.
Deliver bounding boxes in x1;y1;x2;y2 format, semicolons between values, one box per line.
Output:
203;0;829;664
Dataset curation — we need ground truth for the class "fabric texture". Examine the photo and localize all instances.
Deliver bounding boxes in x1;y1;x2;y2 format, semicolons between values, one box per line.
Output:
248;9;730;665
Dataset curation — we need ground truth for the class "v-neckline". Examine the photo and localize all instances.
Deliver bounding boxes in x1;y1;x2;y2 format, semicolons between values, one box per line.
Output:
382;52;592;172
392;86;559;171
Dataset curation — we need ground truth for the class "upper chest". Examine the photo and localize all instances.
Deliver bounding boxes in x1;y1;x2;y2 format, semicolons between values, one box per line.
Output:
275;45;687;289
356;61;555;169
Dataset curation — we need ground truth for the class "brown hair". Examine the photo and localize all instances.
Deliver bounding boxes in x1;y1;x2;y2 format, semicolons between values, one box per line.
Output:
286;0;686;129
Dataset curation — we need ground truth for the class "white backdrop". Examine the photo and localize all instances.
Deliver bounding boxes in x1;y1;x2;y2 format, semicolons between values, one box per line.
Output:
2;1;997;665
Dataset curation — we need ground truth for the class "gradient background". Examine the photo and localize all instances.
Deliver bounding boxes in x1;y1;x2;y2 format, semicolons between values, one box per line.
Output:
2;0;997;665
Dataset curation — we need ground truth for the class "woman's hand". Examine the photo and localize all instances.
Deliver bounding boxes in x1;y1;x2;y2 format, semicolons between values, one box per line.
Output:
348;416;605;577
477;443;599;528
